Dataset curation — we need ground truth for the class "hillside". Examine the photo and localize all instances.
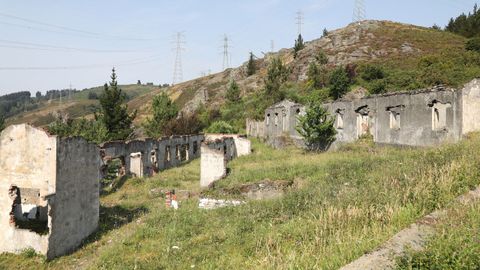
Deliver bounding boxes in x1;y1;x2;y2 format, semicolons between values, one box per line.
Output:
5;20;478;131
6;84;161;127
132;20;475;123
1;136;479;269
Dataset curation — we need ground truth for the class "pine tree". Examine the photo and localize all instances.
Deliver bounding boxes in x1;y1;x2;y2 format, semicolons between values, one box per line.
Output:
0;116;5;132
264;57;289;102
293;34;305;58
246;52;256;76
226;80;241;103
143;92;178;138
97;68;136;140
322;28;329;37
296;102;336;151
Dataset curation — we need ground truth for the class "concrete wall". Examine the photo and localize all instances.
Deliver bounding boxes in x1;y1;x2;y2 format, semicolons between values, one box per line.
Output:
246;119;265;138
100;135;204;177
200;137;236;187
205;134;252;157
258;80;480;148
461;79;480;135
47;137;101;259
0;125;55;256
325;86;462;147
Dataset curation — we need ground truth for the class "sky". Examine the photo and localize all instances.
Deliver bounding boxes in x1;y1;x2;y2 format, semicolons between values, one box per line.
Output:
0;0;477;95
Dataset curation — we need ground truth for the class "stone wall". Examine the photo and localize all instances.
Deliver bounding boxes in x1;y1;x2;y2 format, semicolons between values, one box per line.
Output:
0;124;100;259
0;125;55;256
246;119;265;138
200;137;237;188
256;79;480;148
100;135;204;178
205;134;251;157
47;137;101;259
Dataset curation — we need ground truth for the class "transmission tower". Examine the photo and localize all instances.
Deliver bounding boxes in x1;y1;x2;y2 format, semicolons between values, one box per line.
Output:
295;10;304;36
221;34;231;70
172;32;186;85
353;0;366;23
270;40;275;53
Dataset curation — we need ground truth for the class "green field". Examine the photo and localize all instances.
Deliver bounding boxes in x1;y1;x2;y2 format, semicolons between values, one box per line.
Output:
1;135;480;269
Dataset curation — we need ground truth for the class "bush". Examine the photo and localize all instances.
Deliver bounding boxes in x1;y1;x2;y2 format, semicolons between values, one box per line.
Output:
206;121;238;134
88;92;98;100
360;64;385;82
465;37;480;52
368;79;387;95
329;67;350;100
296;101;337;151
143;92;178;138
163;113;204;136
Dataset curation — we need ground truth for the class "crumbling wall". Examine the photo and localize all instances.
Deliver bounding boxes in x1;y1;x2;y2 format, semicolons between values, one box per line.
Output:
200;142;227;188
461;79;480;135
326;86;462;147
47;137;101;259
246;119;265;138
0;124;55;256
100;135;204;178
205;134;251;157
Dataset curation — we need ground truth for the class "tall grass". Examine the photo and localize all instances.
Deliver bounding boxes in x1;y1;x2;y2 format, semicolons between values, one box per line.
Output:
1;135;480;269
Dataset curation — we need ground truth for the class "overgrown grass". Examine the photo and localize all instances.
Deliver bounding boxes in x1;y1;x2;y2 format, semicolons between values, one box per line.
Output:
1;136;480;269
396;201;480;269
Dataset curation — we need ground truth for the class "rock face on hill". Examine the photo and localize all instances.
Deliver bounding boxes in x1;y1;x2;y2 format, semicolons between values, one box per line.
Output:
150;20;462;116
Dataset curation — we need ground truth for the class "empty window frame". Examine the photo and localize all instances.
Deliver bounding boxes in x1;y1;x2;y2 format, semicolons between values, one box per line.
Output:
165;146;171;162
430;101;451;131
266;114;271;126
335;109;345;129
386;105;404;130
274;113;279;126
9;186;48;234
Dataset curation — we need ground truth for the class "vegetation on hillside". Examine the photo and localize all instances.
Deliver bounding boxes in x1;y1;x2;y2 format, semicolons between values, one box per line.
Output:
143;92;179;138
446;4;480;38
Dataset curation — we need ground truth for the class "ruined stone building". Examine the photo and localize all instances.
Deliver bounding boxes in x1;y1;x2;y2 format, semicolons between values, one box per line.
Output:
0;124;100;259
200;135;251;187
100;135;204;178
248;79;480;148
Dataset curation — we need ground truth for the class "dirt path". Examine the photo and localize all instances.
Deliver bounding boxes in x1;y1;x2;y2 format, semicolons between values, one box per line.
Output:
340;186;480;270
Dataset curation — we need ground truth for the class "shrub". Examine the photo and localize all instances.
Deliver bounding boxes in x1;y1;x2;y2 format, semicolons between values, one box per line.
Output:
206;121;238;134
296;101;337;151
329;67;350;100
143;92;178;138
465;37;480;52
368;79;387;95
360;64;385;82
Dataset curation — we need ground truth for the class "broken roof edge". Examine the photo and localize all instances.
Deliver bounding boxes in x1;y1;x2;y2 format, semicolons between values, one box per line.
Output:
330;79;480;104
99;133;205;147
0;123;56;138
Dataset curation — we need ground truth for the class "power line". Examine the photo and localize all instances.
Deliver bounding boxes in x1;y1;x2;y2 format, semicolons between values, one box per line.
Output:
221;34;231;70
0;12;156;41
172;32;186;85
353;0;366;22
0;55;162;70
295;10;304;36
0;39;149;53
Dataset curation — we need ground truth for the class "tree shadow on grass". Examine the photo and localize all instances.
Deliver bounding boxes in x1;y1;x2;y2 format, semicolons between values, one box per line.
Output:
101;175;131;196
83;205;149;246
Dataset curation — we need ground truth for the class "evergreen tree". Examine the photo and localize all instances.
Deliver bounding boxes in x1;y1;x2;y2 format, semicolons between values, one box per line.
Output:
307;62;328;90
35;91;42;99
322;28;329;37
246;52;256;76
445;4;480;37
97;68;136;140
296;102;336;151
143;92;178;138
226;80;241;103
294;34;305;58
264;57;289;102
0;116;5;132
329;66;350;100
